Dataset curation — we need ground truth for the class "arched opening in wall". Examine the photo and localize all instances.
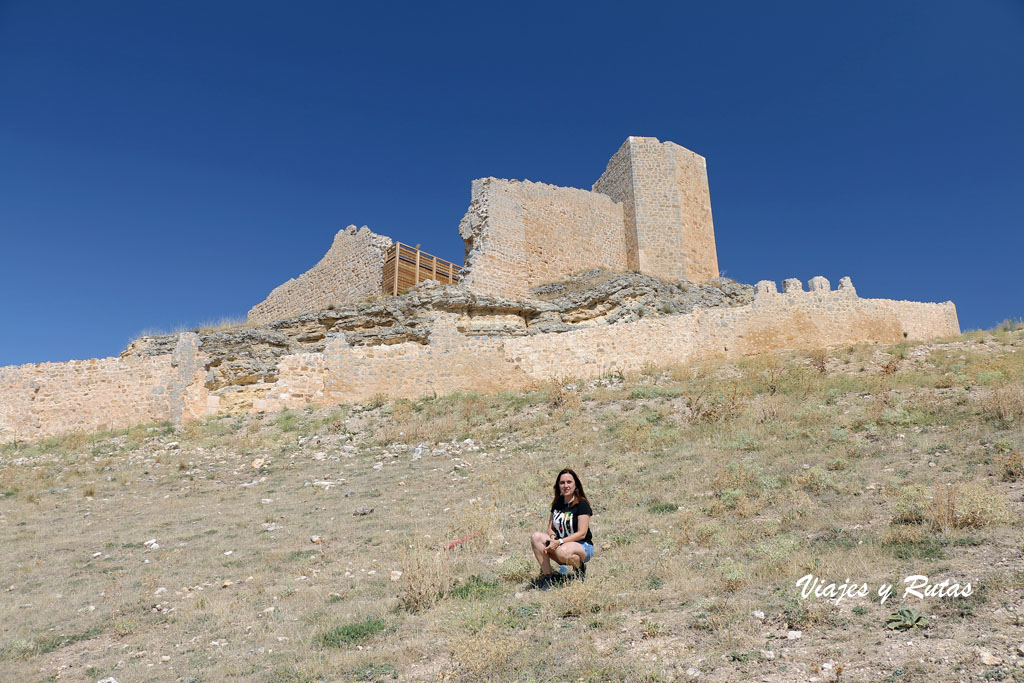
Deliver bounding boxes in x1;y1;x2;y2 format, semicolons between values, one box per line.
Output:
382;242;462;295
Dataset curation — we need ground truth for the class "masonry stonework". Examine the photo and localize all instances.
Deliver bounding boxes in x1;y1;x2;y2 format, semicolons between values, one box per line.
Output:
247;225;391;324
253;278;956;407
593;136;718;282
458;179;627;299
459;136;720;299
0;334;213;443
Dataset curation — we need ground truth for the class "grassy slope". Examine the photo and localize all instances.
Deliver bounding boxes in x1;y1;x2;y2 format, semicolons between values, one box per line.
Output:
1;329;1022;682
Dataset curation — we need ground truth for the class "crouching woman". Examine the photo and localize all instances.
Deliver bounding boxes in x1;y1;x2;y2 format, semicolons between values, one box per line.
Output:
530;468;594;586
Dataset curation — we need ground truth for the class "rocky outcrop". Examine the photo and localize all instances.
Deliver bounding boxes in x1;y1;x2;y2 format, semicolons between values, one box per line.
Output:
121;269;753;392
530;269;753;330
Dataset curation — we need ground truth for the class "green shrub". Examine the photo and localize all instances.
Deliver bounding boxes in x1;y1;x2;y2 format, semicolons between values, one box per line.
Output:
316;617;388;648
451;575;501;601
886;607;927;630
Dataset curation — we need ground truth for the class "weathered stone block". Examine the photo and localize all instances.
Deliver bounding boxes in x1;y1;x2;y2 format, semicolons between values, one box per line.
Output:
782;278;803;294
808;276;830;292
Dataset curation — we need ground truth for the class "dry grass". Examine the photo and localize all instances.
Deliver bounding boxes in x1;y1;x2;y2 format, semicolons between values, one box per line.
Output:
928;482;1010;530
397;545;452;613
194;316;251;333
982;382;1024;425
0;330;1022;681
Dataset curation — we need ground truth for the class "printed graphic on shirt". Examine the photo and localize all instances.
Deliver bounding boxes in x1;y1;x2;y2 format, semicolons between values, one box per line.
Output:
552;510;574;539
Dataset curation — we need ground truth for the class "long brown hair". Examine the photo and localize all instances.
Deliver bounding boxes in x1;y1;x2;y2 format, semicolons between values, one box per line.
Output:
550;468;588;511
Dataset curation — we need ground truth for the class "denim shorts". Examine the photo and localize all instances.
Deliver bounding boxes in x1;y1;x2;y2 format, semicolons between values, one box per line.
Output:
581;541;594;562
557;541;594;574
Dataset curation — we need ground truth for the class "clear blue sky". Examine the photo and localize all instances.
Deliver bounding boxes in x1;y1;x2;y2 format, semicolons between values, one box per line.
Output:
1;1;1022;366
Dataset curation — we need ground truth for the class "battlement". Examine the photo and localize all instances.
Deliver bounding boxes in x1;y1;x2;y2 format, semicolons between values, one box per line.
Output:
754;275;858;298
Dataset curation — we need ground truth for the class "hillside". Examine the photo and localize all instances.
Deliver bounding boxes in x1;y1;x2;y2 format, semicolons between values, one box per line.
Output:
1;328;1022;682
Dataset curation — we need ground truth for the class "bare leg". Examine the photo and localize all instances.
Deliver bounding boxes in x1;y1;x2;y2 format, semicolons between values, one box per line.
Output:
552;542;587;569
530;532;554;574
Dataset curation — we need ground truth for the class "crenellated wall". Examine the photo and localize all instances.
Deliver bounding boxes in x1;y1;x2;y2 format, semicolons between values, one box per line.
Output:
248;225;392;324
504;277;958;379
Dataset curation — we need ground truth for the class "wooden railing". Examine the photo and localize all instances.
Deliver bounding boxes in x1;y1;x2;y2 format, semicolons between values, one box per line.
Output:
382;242;462;295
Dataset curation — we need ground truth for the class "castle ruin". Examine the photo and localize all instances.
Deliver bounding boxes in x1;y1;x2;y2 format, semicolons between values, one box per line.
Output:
0;137;960;443
247;137;719;321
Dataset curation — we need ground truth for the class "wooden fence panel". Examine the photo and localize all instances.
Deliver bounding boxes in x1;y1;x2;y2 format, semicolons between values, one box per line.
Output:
381;242;462;295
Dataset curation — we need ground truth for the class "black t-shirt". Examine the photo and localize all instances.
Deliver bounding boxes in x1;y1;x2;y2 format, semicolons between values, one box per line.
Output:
551;497;593;544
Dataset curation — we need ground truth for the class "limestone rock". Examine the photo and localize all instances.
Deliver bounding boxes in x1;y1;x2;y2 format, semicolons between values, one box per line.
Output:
979;650;1003;666
119;269;753;408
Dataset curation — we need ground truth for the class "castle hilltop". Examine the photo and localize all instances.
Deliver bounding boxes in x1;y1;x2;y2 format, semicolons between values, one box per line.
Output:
0;137;959;443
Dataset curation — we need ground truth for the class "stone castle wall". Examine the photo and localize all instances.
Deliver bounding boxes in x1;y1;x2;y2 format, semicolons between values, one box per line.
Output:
588;139;639;271
253;276;958;409
0;276;959;444
593;137;719;282
458;179;627;299
248;226;392;324
255;315;532;412
0;334;213;443
505;279;959;379
459;137;720;301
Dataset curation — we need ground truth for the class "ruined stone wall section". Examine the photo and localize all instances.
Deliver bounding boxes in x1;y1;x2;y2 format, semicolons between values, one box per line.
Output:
458;179;528;299
459;179;627;299
247;226;392;324
0;335;213;443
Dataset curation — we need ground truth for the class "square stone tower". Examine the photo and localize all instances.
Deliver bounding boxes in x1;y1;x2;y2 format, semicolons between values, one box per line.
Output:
593;136;719;282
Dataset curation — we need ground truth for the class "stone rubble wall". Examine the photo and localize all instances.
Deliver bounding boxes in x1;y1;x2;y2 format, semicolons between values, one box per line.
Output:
0;334;213;443
458;178;627;299
0;276;960;444
247;226;392;324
